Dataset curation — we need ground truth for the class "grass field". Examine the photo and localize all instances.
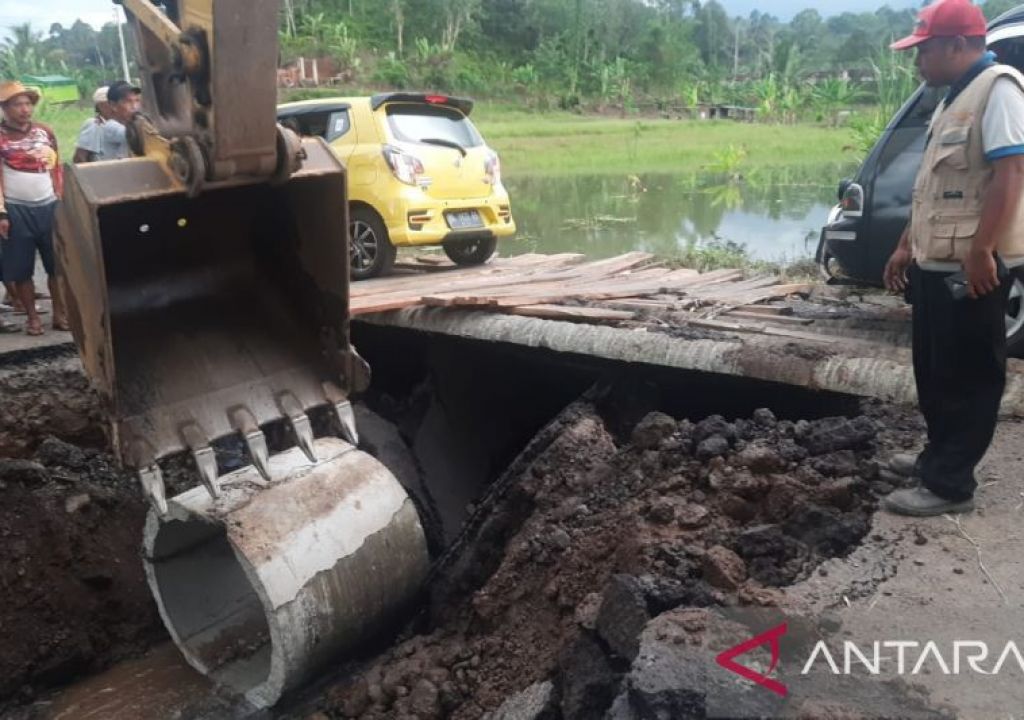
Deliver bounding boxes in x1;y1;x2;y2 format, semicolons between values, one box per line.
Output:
39;101;853;177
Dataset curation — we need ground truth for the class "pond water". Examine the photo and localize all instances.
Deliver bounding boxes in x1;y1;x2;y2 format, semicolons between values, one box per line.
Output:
501;165;854;264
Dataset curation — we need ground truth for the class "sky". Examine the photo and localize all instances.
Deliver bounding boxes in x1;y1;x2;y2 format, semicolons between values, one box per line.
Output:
0;0;922;38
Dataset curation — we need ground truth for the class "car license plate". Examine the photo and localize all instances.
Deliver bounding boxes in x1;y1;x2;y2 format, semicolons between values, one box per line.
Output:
446;210;484;230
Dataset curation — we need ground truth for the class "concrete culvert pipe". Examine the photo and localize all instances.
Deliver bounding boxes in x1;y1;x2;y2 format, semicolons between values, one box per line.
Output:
142;437;429;708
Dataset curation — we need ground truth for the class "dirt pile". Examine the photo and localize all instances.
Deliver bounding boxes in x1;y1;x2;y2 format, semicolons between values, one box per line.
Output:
318;401;910;720
0;358;168;709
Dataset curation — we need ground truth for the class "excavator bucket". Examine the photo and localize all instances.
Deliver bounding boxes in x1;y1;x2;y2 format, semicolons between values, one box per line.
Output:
56;139;368;488
54;138;430;706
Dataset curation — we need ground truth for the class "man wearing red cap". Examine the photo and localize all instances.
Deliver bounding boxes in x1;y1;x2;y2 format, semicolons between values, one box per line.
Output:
883;0;1024;516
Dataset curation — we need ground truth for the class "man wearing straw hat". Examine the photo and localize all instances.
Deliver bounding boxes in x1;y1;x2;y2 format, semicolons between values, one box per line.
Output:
0;80;67;335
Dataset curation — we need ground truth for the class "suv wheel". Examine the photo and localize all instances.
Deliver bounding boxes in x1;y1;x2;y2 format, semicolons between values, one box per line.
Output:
442;235;497;266
1007;273;1024;356
350;207;396;280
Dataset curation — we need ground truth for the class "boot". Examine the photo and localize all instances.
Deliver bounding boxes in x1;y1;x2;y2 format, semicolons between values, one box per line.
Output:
888;453;920;477
882;487;973;517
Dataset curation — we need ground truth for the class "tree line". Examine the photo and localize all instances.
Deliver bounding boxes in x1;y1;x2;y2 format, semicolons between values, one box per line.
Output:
3;0;1022;121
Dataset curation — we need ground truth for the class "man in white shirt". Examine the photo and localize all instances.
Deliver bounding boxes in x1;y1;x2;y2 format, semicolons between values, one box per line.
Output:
74;85;133;163
883;0;1024;516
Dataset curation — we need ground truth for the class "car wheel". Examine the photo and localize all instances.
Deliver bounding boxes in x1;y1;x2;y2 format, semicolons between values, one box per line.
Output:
442;235;497;266
349;207;396;280
1006;273;1024;357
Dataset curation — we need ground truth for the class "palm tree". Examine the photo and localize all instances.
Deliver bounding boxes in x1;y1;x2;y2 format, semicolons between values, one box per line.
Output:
0;23;51;76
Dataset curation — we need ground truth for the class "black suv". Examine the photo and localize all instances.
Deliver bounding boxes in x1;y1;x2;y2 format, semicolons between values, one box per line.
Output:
817;5;1024;353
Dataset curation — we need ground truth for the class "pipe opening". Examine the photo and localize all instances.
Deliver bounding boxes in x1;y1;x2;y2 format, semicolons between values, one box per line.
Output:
146;518;271;695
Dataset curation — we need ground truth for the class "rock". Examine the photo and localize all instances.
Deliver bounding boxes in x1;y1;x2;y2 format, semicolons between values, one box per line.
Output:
737;584;785;607
811;451;860;478
733;444;785;475
546;526;572;550
718;494;756;522
763;480;801;523
615;612;780;719
559;633;620;720
802;416;877;456
631;412;677;450
64;493;91;514
752;408;777;427
596;575;651;661
870;480;894;496
816;477;858;510
694;415;735;443
783;505;868;557
727;470;770;501
777;440;809;463
490;680;558;720
675;504;709;529
35;436;87;470
0;459;49;486
733;525;807;586
574;592;602;630
408;679;441;719
701;546;747;591
695;435;729;461
336;678;371;717
645;500;676;525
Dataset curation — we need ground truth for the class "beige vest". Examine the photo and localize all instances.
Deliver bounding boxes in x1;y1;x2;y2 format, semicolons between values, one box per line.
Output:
911;64;1024;264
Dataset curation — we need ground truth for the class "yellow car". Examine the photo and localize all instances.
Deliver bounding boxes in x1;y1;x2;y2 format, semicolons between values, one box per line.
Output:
277;93;516;279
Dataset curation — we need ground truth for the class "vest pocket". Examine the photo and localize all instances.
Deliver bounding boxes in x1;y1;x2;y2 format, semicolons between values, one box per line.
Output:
932;141;969;171
951;217;980;260
928;222;956;259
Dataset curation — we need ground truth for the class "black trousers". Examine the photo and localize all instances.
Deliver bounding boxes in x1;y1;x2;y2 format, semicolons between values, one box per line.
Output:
909;263;1011;501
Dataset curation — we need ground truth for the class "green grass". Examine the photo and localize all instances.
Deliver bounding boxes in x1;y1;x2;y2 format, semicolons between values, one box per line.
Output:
38;100;853;180
36;104;91;160
471;102;852;177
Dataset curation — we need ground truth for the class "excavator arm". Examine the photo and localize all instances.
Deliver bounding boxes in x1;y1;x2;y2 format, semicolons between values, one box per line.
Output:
53;1;428;706
57;0;373;510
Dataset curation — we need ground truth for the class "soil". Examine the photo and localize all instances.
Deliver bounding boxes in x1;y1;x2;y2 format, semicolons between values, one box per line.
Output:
315;400;915;720
0;358;167;710
0;353;935;719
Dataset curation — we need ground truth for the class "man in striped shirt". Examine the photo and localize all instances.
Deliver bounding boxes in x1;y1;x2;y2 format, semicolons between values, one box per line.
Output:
0;81;66;336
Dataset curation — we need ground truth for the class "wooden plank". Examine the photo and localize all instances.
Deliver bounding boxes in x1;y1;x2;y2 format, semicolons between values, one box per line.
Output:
733;304;793;316
762;326;838;343
725;310;814;326
505;304;635;322
355;253;587;297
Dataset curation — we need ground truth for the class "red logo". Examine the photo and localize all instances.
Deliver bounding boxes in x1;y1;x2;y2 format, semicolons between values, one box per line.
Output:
714;622;788;697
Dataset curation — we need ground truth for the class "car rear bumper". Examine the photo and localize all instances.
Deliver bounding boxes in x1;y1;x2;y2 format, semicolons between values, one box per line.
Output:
385;191;516;246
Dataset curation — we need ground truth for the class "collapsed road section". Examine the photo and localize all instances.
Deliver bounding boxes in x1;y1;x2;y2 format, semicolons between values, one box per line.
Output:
0;323;955;719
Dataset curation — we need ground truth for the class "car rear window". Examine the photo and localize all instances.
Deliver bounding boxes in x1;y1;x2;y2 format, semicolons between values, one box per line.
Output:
385;104;482;148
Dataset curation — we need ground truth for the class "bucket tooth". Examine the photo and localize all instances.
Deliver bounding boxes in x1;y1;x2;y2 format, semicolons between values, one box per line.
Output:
230;407;272;481
138;464;168;515
323;382;358;445
180;422;220;499
334;400;358;446
278;392;317;462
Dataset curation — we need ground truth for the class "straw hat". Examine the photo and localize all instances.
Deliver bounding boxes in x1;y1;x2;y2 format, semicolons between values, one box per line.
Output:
92;86;109;104
0;80;41;105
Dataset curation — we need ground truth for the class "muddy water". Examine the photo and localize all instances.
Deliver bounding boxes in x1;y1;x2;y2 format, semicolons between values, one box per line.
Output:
503;165;854;262
39;644;250;720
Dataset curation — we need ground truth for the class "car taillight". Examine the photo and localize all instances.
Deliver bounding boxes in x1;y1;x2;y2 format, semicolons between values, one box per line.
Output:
383;144;425;186
484;151;501;186
840;181;864;218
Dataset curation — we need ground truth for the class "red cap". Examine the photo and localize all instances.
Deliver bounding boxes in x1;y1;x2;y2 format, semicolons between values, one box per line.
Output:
891;0;988;50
